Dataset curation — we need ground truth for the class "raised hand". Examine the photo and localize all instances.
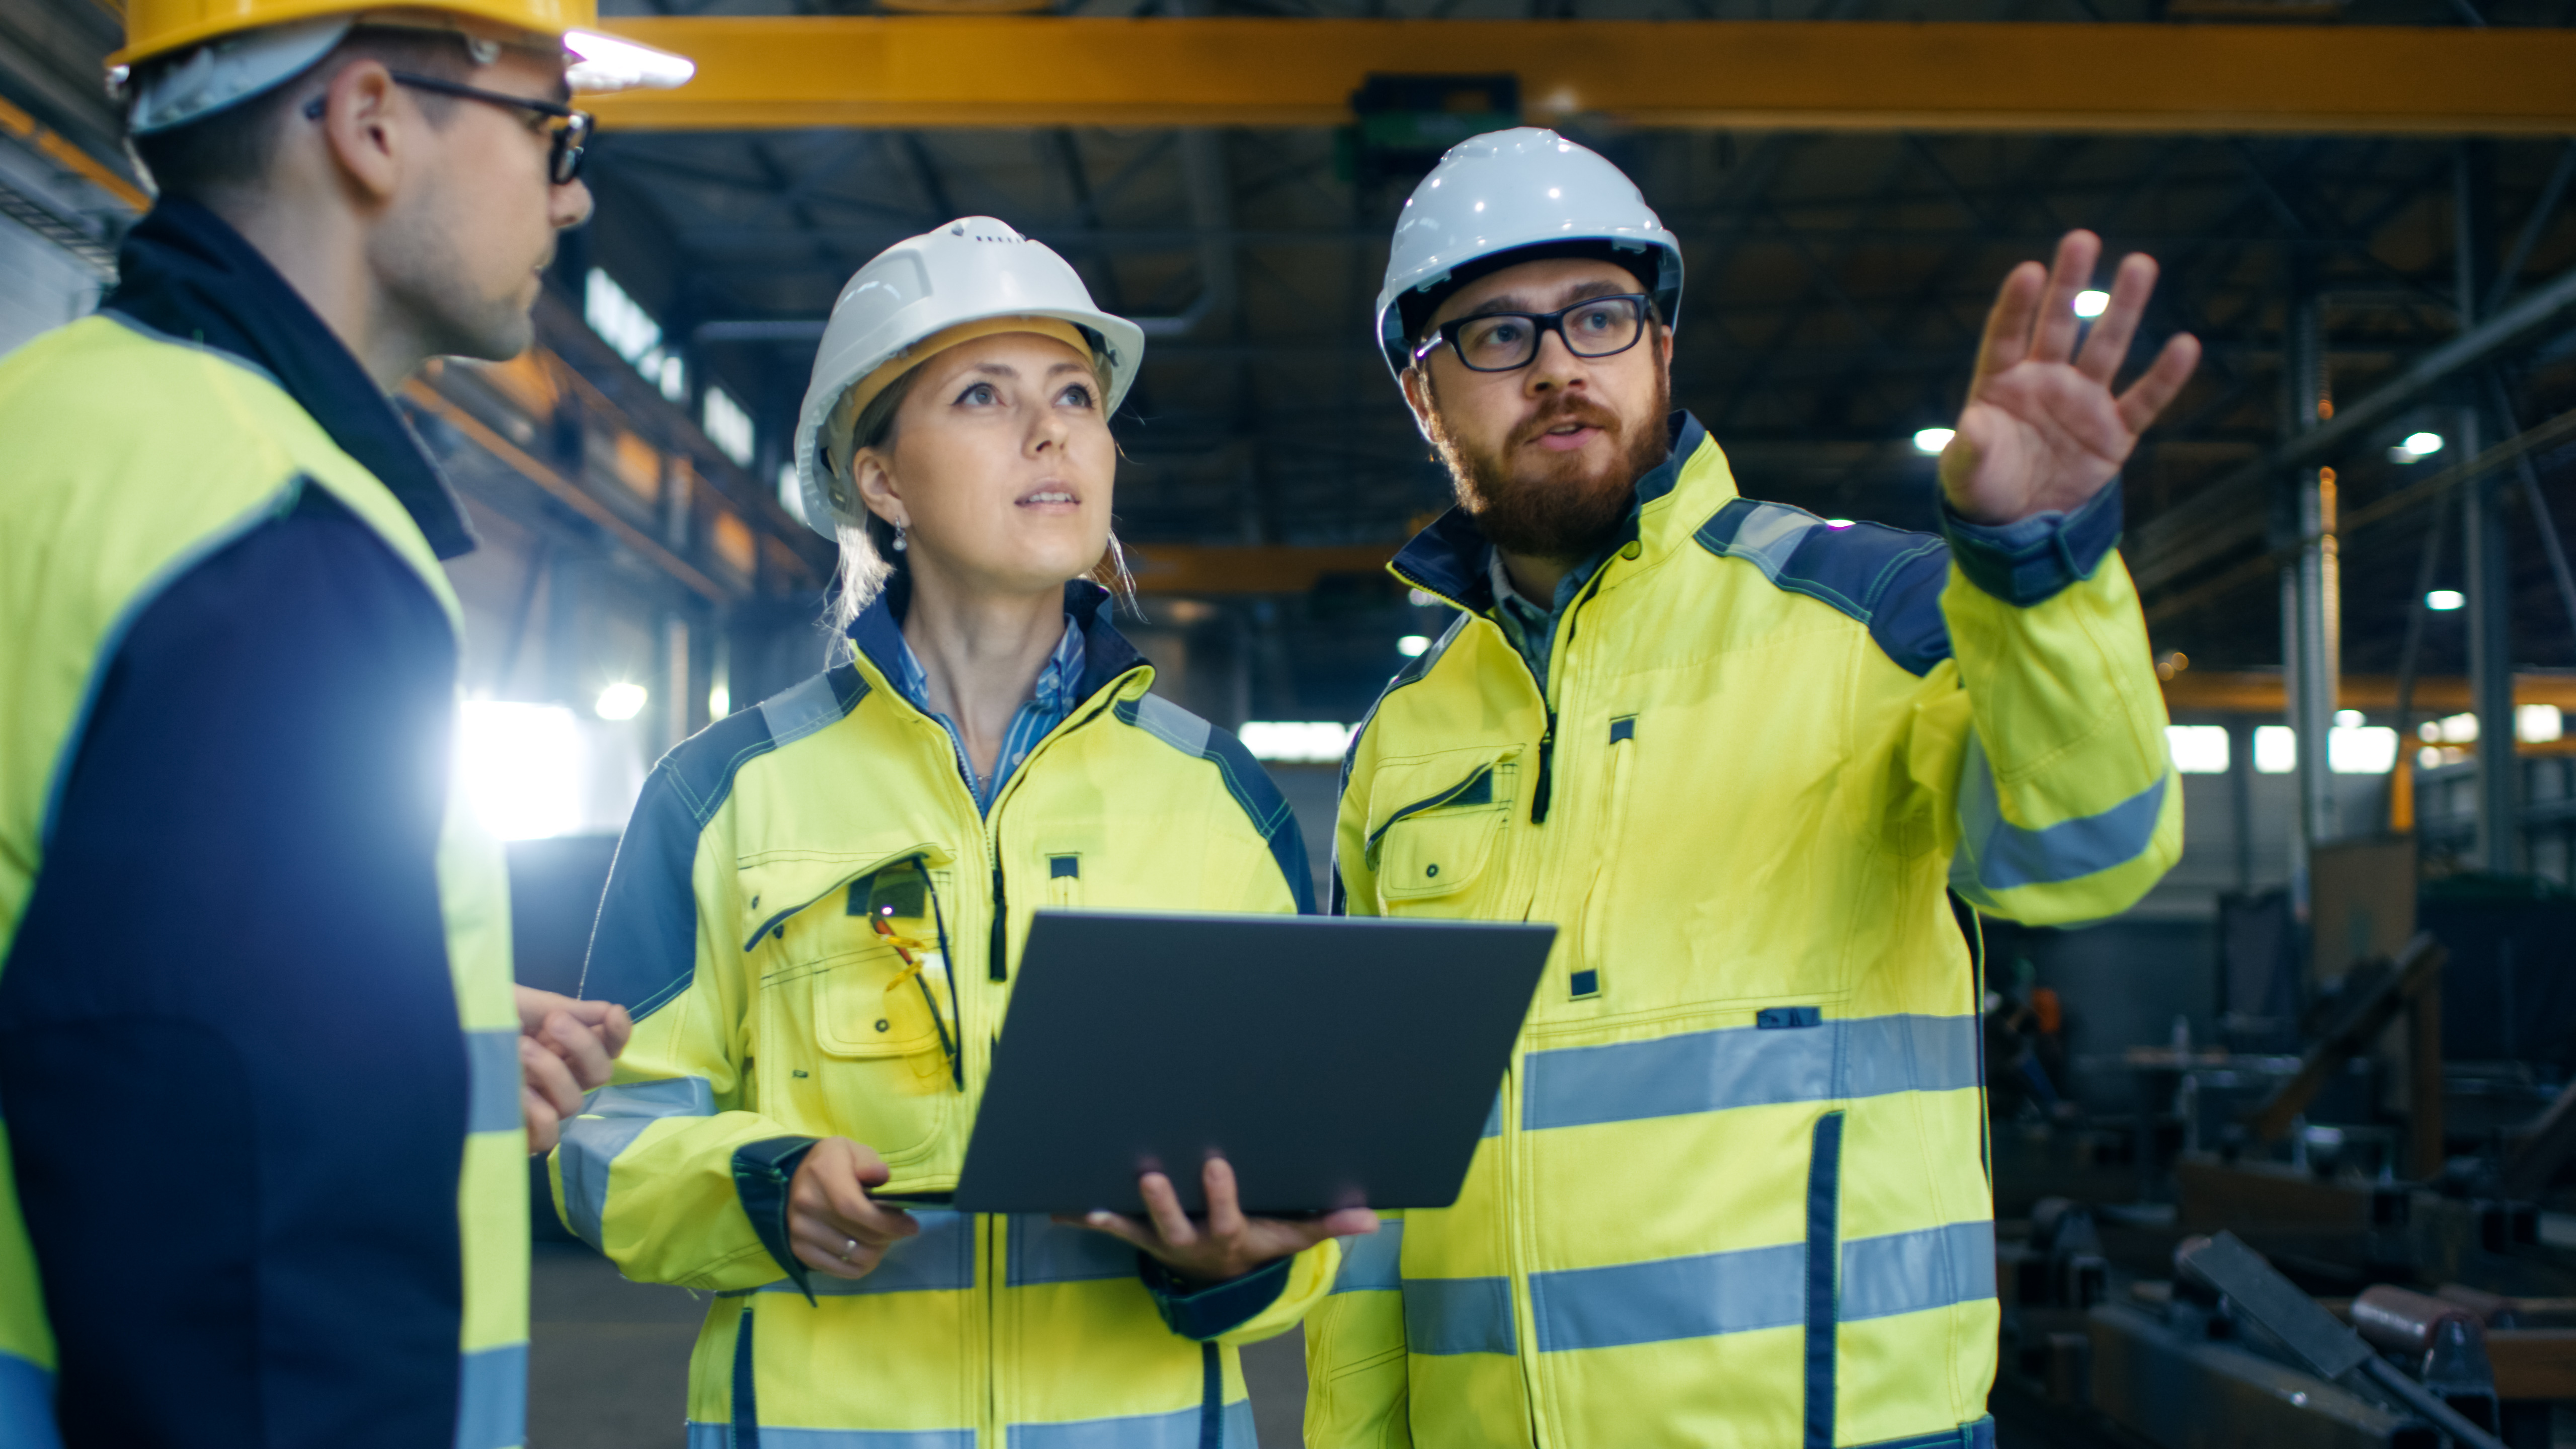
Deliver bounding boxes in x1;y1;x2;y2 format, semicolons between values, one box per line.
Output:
1064;1158;1380;1285
1942;229;2201;526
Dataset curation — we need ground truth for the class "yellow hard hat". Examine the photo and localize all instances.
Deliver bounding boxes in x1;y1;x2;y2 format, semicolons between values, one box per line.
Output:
110;0;692;94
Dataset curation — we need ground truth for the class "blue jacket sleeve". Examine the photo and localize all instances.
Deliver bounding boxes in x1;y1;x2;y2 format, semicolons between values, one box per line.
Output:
0;488;472;1449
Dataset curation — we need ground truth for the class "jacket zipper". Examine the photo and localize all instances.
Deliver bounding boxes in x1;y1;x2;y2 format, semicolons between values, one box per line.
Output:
988;865;1008;981
1528;711;1558;824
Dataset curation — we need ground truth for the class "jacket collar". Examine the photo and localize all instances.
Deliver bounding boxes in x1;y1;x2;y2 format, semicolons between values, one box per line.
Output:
101;199;476;559
1387;411;1722;610
844;576;1148;712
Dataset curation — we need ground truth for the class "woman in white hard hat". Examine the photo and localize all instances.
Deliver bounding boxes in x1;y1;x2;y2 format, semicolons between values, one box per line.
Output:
554;217;1372;1444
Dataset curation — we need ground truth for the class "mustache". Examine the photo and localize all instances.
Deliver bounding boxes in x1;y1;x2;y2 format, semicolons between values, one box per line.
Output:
1510;394;1623;448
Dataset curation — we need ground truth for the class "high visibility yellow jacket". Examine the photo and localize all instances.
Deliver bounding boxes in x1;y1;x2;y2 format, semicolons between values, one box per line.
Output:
1306;415;2178;1449
556;584;1337;1448
0;298;526;1444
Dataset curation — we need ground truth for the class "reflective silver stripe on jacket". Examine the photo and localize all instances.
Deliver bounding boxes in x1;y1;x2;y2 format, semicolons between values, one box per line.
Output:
555;1077;715;1249
465;1028;522;1136
1393;1221;1995;1356
1520;1014;1978;1132
453;1342;527;1449
1951;731;2168;906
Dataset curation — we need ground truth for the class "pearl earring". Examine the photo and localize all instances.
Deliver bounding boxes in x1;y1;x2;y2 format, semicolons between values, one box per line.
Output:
892;524;908;553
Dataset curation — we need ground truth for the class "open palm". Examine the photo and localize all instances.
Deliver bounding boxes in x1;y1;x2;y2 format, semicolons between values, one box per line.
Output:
1942;230;2202;525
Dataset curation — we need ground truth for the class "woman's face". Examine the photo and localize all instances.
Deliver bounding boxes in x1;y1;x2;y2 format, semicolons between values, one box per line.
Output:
853;332;1114;600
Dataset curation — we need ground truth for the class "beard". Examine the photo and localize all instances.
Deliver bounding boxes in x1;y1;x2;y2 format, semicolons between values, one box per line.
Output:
1422;370;1672;563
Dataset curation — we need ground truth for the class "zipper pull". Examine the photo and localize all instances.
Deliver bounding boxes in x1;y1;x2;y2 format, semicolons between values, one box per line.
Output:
1530;710;1558;824
988;865;1009;981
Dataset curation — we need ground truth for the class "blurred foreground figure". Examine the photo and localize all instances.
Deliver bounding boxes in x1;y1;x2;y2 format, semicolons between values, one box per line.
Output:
1307;128;2201;1449
0;2;683;1443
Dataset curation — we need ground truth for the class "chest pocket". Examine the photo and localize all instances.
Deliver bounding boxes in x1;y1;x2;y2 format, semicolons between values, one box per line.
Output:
739;844;961;1172
1365;753;1517;910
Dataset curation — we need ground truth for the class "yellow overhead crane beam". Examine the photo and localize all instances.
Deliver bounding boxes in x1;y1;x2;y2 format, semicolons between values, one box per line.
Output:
588;19;2576;135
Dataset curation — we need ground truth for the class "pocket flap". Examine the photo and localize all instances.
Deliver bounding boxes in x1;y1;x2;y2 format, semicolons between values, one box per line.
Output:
738;841;953;955
1363;751;1516;901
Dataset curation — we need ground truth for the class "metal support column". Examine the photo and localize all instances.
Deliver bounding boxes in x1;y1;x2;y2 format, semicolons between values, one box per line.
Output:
2460;141;2522;871
663;613;693;755
2283;283;2338;897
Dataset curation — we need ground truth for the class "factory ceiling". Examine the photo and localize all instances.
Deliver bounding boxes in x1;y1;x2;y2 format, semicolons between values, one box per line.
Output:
6;0;2576;719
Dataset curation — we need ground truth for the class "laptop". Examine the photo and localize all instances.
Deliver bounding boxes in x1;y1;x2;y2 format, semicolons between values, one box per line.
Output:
949;910;1555;1217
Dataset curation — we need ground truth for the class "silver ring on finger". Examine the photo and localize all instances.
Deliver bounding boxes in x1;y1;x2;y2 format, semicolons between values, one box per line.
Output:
839;1237;858;1262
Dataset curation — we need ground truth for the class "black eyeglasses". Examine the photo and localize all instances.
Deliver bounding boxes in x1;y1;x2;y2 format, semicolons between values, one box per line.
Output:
1413;293;1653;373
305;72;592;185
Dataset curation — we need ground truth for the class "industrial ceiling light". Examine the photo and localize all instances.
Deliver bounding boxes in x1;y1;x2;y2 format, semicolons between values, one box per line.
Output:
1912;427;1954;454
2426;590;2465;611
596;681;649;720
2072;289;2110;318
1398;635;1431;657
564;30;696;92
2391;431;2445;462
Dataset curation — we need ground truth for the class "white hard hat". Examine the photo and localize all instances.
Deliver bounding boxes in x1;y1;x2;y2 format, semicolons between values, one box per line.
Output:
1373;127;1682;378
792;216;1144;539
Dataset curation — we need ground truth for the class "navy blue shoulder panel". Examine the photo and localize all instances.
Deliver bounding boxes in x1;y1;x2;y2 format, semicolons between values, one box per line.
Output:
1113;693;1317;915
581;664;869;1017
1694;499;1954;678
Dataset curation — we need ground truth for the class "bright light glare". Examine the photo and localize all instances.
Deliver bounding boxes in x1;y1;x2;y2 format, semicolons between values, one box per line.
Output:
2427;590;2465;611
2421;712;2477;744
2072;289;2111;318
2519;704;2563;743
596;682;649;721
1912;427;1955;455
2166;725;2230;774
708;681;732;720
1825;518;1856;529
2329;726;2398;774
2254;725;2297;774
2403;431;2445;456
1397;635;1431;657
1239;721;1354;763
456;702;582;841
564;29;697;91
2336;708;2366;728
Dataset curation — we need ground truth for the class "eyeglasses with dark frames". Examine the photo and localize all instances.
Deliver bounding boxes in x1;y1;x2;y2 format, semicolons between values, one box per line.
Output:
303;72;592;186
1413;293;1654;374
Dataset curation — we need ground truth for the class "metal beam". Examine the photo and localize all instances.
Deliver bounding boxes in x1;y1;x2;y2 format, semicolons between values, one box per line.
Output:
589;20;2576;135
2161;671;2576;714
2130;256;2576;597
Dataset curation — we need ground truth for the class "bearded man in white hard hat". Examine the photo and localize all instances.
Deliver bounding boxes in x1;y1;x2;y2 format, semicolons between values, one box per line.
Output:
1307;128;2200;1449
0;4;685;1445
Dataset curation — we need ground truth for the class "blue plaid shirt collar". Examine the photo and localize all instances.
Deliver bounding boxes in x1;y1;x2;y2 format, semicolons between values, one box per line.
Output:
892;614;1087;815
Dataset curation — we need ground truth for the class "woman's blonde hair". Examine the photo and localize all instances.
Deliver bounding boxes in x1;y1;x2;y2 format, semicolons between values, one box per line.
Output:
824;350;1138;644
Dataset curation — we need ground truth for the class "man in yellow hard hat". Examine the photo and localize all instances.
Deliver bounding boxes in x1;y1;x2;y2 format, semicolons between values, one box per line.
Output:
0;4;685;1446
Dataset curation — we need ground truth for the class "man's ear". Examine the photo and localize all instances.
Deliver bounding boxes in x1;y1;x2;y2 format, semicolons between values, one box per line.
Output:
316;59;403;204
1400;364;1438;445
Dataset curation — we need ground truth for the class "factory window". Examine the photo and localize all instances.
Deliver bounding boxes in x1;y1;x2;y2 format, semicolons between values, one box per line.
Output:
703;385;755;468
2253;725;2296;774
2165;725;2229;774
777;462;807;526
584;267;687;404
1240;721;1354;763
2328;726;2397;775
